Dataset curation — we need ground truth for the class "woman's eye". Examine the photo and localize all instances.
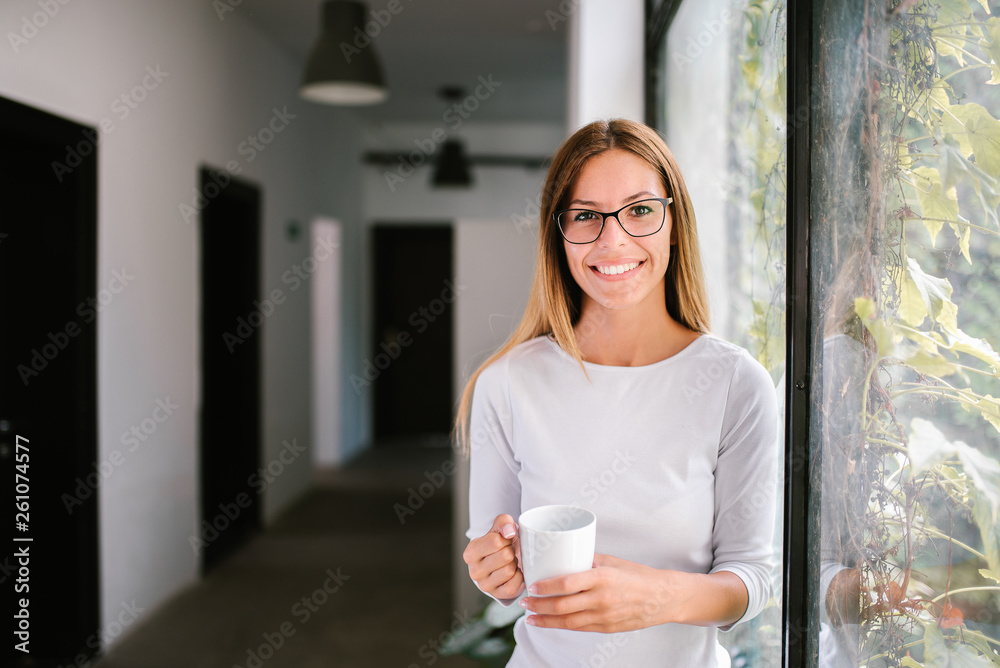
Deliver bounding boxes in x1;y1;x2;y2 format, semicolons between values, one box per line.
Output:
573;211;598;222
629;205;653;217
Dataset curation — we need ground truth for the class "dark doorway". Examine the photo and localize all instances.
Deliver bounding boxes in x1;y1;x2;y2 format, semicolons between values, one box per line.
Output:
372;225;455;443
199;167;262;573
0;96;100;665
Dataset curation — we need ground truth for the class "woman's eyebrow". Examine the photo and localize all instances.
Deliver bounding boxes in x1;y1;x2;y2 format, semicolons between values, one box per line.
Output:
568;191;660;208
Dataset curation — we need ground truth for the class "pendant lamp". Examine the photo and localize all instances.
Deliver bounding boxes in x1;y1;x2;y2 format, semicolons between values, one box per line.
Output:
300;1;388;105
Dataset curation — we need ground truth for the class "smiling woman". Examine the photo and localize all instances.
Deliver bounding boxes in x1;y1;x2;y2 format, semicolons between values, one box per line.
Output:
455;119;780;667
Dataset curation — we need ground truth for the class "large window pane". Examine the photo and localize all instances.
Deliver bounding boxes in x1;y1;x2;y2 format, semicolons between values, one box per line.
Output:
811;1;1000;666
662;0;787;665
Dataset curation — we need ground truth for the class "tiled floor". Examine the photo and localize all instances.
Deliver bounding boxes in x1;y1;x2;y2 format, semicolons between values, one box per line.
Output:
95;444;480;668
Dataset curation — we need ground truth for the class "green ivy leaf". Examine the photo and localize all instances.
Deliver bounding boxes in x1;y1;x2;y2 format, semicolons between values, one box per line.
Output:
906;350;959;377
923;622;995;667
901;272;930;326
854;297;896;355
907;257;958;331
935;0;976;25
974;393;1000;434
962;629;1000;668
944;102;1000;176
980;17;1000;85
912;167;960;245
943;328;1000;371
971;481;1000;592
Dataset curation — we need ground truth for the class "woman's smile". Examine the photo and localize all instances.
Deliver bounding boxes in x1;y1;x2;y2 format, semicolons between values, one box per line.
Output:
590;259;645;279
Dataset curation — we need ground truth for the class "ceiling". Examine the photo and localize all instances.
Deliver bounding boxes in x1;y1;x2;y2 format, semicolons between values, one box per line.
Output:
240;0;568;123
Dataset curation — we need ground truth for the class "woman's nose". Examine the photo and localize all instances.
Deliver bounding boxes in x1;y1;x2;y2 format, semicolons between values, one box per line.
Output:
596;214;628;246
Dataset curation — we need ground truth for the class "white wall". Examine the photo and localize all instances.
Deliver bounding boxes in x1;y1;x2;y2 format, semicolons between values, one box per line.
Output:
0;0;364;649
567;0;645;129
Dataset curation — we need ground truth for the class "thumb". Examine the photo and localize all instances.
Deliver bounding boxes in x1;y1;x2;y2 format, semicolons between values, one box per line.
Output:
492;513;517;540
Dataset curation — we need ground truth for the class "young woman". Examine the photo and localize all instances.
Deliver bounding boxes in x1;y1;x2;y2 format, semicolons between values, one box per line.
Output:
458;119;779;666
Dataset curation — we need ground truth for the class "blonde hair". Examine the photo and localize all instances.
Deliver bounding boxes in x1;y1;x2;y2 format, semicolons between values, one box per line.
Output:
454;119;710;453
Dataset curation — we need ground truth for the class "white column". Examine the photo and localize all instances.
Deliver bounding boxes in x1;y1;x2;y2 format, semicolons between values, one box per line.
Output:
567;0;645;130
311;218;343;466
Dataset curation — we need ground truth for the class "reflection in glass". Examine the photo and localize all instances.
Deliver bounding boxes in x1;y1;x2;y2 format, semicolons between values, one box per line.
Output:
812;1;1000;665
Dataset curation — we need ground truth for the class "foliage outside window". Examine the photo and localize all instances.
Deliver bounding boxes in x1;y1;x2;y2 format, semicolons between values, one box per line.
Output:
812;0;1000;665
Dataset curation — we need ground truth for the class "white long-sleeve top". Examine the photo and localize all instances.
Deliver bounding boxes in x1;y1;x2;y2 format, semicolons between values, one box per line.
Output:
466;334;780;667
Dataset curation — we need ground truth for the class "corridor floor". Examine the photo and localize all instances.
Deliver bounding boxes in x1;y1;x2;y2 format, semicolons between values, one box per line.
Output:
95;444;480;668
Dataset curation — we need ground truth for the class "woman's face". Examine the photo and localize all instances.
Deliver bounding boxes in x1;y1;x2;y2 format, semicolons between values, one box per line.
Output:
561;148;673;316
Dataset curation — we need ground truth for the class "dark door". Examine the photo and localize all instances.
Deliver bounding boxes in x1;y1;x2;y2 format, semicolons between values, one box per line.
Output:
0;96;100;665
372;225;454;443
199;167;261;573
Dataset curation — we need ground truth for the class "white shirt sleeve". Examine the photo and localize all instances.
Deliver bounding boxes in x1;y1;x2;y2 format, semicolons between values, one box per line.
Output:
709;351;780;630
465;357;524;606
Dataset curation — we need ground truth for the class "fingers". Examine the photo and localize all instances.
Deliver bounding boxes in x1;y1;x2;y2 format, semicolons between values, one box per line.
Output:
491;513;517;539
463;513;523;599
529;568;595;597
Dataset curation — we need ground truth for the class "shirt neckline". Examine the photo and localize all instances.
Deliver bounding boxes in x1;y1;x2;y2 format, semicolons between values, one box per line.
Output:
543;333;709;371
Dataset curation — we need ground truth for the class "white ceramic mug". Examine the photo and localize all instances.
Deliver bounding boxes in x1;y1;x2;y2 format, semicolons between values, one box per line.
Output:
518;505;596;592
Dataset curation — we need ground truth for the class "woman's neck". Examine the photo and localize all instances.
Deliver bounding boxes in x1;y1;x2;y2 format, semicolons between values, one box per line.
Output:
573;301;700;367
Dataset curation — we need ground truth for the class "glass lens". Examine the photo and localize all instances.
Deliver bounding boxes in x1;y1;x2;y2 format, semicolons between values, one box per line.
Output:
557;209;604;243
618;199;665;236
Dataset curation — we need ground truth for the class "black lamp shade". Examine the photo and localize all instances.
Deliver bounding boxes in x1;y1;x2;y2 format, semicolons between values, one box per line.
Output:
301;1;388;105
433;141;473;187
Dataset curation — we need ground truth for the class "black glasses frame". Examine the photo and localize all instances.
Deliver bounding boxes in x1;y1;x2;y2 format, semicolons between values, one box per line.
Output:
553;197;674;244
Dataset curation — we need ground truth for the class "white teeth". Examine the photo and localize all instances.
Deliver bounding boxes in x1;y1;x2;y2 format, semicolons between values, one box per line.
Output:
596;262;640;275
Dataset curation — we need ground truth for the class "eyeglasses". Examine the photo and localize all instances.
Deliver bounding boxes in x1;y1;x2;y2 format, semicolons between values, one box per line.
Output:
553;197;673;244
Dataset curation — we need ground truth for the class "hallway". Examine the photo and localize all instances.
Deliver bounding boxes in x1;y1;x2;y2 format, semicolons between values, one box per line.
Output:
95;445;479;668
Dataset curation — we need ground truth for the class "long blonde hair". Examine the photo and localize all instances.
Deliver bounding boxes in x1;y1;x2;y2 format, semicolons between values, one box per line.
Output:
454;119;710;452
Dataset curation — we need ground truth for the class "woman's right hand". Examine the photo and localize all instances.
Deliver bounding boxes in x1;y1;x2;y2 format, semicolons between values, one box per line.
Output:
463;513;524;600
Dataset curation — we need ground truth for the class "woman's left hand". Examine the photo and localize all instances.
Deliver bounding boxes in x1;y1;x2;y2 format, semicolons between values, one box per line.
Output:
520;554;750;633
518;553;676;633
